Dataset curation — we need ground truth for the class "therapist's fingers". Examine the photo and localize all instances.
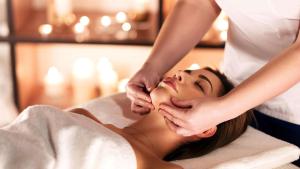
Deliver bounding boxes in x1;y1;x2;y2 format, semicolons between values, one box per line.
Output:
164;117;179;132
171;97;195;108
176;128;196;137
134;98;155;110
127;83;152;103
159;104;190;120
131;103;150;115
159;109;187;128
164;117;195;136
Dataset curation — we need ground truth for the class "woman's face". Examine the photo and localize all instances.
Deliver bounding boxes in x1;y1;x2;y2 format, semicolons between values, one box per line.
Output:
150;69;224;108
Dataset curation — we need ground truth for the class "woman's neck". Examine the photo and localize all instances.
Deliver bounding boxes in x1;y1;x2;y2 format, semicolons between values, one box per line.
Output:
121;110;186;159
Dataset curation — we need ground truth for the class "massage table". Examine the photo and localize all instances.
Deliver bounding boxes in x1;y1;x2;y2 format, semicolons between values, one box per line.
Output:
76;93;300;169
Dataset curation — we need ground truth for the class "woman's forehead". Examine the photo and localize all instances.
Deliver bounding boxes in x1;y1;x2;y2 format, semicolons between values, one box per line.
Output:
190;69;215;78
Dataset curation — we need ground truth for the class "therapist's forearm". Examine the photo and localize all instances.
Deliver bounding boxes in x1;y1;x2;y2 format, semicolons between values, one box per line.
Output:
220;41;300;121
143;0;221;75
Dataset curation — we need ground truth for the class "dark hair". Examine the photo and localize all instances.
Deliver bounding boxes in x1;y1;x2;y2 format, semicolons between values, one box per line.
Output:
164;67;254;161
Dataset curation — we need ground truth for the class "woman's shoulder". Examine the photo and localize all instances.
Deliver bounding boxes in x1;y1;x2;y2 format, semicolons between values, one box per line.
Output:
138;156;183;169
149;160;184;169
120;134;183;169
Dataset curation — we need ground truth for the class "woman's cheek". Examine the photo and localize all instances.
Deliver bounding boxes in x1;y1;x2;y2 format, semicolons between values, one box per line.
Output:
150;87;173;109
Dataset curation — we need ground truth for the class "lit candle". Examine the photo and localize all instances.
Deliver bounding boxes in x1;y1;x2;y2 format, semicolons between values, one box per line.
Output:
97;57;118;96
131;0;149;13
115;22;132;40
122;22;131;32
187;63;201;70
73;22;85;34
44;66;65;97
118;78;129;93
100;16;112;27
54;0;73;19
220;31;228;41
215;19;229;32
38;24;53;37
0;22;9;37
214;12;228;42
115;12;127;23
79;16;90;26
72;57;96;104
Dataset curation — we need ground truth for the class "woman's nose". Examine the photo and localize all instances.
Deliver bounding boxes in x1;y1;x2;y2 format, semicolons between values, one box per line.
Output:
175;70;189;83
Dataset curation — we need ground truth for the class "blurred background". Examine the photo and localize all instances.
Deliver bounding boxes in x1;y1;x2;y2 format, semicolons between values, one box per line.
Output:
0;0;228;126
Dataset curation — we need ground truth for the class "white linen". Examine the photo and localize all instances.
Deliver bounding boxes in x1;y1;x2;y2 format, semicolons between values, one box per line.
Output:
80;93;300;169
277;164;300;169
0;45;18;127
0;105;136;169
217;0;300;124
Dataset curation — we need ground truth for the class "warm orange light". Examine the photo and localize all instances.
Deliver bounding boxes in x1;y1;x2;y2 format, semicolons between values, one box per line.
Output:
44;66;65;97
100;16;112;27
79;16;90;26
38;24;53;36
116;12;127;23
118;78;129;92
122;22;131;32
97;57;118;96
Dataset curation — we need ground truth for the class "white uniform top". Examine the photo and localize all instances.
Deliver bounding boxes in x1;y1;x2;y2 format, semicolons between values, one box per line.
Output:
216;0;300;124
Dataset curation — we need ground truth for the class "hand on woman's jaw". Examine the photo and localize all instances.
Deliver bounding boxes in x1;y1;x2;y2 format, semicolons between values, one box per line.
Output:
148;68;223;141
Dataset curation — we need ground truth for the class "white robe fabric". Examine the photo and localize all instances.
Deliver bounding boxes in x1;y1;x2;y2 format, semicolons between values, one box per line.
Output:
217;0;300;124
0;105;136;169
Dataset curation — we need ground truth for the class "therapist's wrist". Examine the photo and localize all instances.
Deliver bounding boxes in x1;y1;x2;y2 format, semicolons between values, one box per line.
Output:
216;95;244;123
141;59;165;77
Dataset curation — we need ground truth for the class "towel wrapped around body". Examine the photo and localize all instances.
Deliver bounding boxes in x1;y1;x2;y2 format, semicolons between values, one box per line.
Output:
0;105;137;169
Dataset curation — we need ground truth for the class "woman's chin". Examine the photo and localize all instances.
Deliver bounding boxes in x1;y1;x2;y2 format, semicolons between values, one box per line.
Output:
150;86;173;109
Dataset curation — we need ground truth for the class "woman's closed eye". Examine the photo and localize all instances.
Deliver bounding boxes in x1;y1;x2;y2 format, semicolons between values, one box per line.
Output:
194;81;205;93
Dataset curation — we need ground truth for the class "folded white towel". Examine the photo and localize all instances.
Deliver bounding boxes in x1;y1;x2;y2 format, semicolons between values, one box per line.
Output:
0;105;136;169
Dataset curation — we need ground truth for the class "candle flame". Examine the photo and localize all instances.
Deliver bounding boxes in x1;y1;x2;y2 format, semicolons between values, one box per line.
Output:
79;16;90;26
100;16;112;27
73;22;86;34
116;12;127;23
39;24;53;36
122;22;131;32
44;66;64;85
97;57;118;85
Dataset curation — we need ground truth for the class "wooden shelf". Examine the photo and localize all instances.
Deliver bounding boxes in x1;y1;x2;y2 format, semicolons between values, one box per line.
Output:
0;37;9;42
5;0;226;110
13;10;157;45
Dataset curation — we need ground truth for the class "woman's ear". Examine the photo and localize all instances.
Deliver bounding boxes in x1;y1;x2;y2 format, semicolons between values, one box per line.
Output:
196;126;217;138
185;126;217;142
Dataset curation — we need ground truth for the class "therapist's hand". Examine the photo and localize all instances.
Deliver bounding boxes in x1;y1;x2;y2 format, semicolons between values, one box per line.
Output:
126;66;162;115
159;97;225;136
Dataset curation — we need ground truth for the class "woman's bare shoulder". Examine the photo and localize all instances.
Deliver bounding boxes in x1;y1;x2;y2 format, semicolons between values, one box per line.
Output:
154;161;184;169
68;108;103;124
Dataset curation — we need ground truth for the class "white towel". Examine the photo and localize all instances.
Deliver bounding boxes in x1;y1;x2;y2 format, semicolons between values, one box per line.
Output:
0;105;136;169
79;93;300;169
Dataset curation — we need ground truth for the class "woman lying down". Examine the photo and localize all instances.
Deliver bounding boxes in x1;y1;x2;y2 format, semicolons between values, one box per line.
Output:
0;68;253;169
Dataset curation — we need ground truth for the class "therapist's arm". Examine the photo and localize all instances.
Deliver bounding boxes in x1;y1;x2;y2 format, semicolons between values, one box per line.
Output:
159;32;300;136
143;0;221;75
127;0;221;115
220;32;300;121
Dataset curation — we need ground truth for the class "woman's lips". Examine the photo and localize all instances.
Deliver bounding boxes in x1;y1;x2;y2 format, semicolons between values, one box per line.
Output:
162;77;178;92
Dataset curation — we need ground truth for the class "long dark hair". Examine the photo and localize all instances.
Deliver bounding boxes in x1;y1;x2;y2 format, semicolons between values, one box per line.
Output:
164;67;254;161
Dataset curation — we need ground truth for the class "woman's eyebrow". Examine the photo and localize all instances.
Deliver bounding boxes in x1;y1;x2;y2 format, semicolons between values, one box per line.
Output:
199;75;213;92
183;70;192;74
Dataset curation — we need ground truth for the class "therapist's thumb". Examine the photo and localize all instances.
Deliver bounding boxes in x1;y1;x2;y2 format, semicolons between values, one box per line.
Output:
171;97;193;108
145;81;156;92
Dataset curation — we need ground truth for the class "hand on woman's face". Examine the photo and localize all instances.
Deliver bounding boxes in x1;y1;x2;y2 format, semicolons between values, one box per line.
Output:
150;69;224;110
